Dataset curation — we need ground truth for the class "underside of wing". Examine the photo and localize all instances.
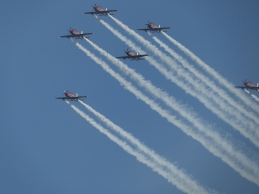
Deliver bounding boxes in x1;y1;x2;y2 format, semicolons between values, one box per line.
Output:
84;11;98;15
137;28;149;31
107;10;117;12
80;33;93;36
137;27;170;32
55;97;69;100
235;86;246;89
159;27;170;30
77;96;88;98
60;35;74;38
99;10;117;13
84;10;117;15
116;56;131;59
138;54;148;57
60;33;92;38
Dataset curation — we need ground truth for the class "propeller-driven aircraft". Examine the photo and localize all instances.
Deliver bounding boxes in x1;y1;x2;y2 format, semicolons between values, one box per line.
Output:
115;49;148;61
137;21;170;32
84;4;117;16
60;28;93;39
235;79;259;91
55;91;87;101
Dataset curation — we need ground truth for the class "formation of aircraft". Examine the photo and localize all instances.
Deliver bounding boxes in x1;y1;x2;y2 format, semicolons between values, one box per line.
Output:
137;21;170;33
235;80;259;91
84;4;117;16
59;5;257;102
56;91;87;101
60;28;93;39
115;49;148;61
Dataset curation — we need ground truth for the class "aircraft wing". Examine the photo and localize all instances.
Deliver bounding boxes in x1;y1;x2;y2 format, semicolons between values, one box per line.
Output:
235;86;259;91
235;86;248;89
84;10;117;15
77;96;88;99
137;27;170;32
137;54;148;58
55;96;87;101
60;33;93;38
115;55;133;59
116;54;148;60
56;97;70;100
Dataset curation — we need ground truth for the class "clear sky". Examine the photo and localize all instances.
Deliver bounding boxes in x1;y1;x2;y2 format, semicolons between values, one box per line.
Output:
1;0;259;194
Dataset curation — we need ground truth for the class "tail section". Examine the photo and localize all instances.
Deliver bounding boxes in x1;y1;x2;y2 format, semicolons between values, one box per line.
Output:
76;93;78;97
257;83;259;87
158;24;160;28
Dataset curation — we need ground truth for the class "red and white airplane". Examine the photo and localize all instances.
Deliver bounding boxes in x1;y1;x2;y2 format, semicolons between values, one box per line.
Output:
235;79;259;91
56;91;87;101
84;4;117;16
60;28;93;39
116;49;148;61
137;21;170;33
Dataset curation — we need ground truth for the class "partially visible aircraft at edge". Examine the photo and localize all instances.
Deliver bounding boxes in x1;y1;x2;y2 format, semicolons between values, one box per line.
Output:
56;91;87;101
137;21;170;33
60;28;93;39
115;49;148;61
84;4;117;16
235;79;259;91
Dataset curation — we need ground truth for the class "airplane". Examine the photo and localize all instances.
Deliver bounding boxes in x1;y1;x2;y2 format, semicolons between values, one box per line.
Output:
137;21;170;33
235;79;259;91
60;28;93;39
115;49;148;61
84;4;117;16
55;90;87;101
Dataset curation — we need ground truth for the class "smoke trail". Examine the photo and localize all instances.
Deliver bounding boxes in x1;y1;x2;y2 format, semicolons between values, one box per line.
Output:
66;101;211;194
96;16;259;148
148;32;259;126
161;31;259;114
252;94;259;102
244;89;259;102
72;40;259;185
79;100;259;186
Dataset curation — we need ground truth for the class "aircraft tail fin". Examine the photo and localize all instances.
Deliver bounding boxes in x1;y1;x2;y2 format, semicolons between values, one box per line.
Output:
257;83;259;87
137;52;139;55
106;8;107;11
76;93;78;97
81;31;83;34
158;24;160;28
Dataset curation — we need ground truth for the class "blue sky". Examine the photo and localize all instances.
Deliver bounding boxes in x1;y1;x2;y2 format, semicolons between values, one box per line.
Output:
1;1;259;193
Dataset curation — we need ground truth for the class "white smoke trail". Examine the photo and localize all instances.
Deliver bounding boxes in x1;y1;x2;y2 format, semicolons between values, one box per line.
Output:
244;89;259;102
72;40;259;185
79;100;259;186
148;32;259;126
252;95;259;102
161;31;259;114
66;101;211;194
97;16;259;148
